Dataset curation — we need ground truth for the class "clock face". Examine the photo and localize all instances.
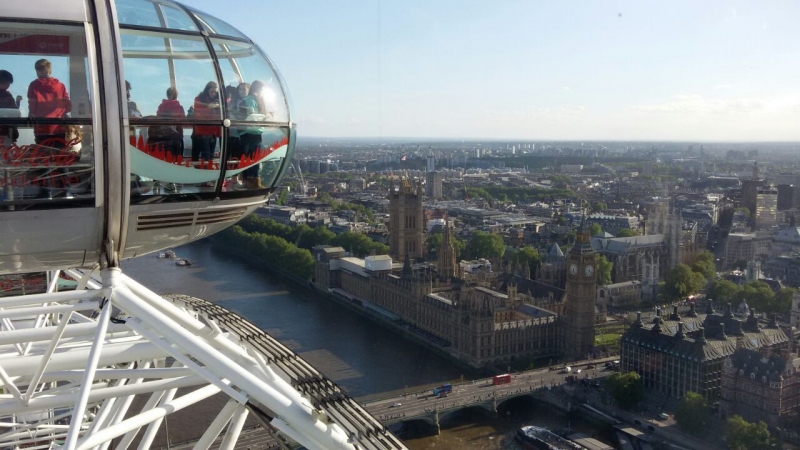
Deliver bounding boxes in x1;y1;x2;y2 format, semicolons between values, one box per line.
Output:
585;265;594;277
569;264;578;275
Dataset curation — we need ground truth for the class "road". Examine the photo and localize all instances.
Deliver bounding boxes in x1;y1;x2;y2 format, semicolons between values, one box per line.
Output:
365;356;620;423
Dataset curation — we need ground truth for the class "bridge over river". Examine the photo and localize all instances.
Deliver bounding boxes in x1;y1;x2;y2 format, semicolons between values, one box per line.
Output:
362;356;620;434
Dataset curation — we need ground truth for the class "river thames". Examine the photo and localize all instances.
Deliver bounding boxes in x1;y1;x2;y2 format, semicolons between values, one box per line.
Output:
122;241;609;449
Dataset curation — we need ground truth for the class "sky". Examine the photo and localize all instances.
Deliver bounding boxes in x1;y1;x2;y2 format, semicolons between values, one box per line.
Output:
189;1;800;141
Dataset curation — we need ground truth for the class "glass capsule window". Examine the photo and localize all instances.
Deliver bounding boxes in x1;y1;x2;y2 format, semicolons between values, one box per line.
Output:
0;21;95;210
116;0;199;31
118;0;293;202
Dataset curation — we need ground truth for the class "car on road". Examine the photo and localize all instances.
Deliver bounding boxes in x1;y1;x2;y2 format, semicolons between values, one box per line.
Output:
576;369;582;374
658;412;669;420
389;402;401;408
586;364;595;369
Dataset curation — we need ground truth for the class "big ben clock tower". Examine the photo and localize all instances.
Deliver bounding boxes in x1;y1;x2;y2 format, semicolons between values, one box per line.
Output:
563;216;597;359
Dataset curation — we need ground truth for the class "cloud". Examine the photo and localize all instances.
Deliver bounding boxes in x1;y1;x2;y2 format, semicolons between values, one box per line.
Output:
561;86;571;91
714;84;734;90
630;95;763;115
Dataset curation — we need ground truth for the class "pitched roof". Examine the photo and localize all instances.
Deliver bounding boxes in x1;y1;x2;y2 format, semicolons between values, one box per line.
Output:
545;243;565;261
622;307;789;362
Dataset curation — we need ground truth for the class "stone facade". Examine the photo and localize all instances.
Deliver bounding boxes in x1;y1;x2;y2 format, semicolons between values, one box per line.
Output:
536;243;566;289
312;248;563;368
563;219;597;360
591;234;664;301
720;348;800;428
597;281;642;308
388;178;424;260
621;304;789;402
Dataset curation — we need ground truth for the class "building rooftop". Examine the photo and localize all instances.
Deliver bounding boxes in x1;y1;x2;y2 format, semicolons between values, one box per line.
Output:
623;305;788;362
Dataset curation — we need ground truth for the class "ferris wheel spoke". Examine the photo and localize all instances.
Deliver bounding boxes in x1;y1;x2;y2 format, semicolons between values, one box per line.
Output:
189;398;239;450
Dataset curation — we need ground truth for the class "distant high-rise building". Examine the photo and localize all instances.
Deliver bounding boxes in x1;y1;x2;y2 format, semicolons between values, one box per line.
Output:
425;171;443;199
388;178;424;260
777;184;799;211
755;185;779;229
741;161;763;218
426;148;435;172
642;160;653;176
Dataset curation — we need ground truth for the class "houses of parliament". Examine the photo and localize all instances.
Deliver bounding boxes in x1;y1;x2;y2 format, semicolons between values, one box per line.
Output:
312;179;596;368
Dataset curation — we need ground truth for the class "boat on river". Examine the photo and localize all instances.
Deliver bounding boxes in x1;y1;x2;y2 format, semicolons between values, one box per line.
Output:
175;259;193;267
515;426;585;450
156;250;177;259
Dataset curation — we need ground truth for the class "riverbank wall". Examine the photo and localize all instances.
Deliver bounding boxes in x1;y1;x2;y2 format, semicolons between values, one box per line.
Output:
211;238;479;377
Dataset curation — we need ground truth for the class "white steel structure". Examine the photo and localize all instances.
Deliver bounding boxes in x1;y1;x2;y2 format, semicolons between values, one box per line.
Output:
0;0;407;448
0;268;405;449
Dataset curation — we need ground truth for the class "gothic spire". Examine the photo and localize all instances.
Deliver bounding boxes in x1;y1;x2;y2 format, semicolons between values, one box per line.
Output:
402;253;412;280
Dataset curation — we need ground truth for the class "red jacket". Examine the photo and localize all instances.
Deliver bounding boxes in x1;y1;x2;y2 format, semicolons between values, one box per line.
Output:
28;77;71;136
192;96;221;137
156;99;185;119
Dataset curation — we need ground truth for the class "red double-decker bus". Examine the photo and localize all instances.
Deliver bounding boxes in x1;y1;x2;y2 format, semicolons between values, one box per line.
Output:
493;374;511;385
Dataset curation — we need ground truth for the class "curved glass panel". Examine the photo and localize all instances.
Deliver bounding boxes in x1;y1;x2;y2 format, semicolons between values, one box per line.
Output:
191;11;248;40
122;28;224;201
121;30;219;119
129;124;221;198
221;126;288;192
0;21;94;209
116;0;199;32
212;38;288;123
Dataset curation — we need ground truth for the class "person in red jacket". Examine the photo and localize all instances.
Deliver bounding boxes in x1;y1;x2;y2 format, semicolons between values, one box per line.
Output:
191;81;221;162
149;87;185;158
28;59;71;149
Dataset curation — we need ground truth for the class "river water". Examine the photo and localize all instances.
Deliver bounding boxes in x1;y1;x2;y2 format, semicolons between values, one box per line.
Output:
122;241;612;449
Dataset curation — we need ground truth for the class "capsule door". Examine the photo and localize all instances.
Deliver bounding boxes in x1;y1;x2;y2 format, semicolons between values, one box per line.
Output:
0;4;105;275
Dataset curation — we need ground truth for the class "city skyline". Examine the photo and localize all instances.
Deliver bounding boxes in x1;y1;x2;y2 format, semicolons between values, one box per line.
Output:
191;1;800;141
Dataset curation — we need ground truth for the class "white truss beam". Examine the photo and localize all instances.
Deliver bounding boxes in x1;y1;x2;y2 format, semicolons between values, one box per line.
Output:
0;267;403;450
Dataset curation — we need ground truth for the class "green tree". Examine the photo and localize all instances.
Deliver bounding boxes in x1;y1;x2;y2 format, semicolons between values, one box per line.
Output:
596;254;613;286
275;190;288;205
427;233;443;260
589;223;603;237
710;279;740;304
604;372;643;410
216;226;315;279
509;247;542;273
297;226;335;250
592;201;607;212
675;392;708;435
616;228;638;238
726;415;774;450
665;264;706;299
690;251;717;280
774;287;797;315
468;231;505;260
331;232;389;258
737;281;776;314
452;236;467;260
